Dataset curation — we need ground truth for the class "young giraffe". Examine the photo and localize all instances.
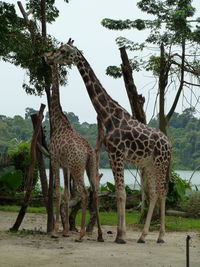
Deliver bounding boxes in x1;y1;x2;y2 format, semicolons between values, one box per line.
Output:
45;39;172;244
43;59;103;242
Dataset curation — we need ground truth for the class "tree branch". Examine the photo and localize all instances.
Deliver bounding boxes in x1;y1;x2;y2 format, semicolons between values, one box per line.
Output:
184;80;200;87
166;39;186;121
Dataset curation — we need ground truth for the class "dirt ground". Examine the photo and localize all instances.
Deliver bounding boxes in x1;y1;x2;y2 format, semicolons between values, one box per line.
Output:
0;211;200;267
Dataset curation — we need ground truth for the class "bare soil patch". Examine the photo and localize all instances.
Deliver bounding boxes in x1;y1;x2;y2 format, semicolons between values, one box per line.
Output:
0;211;199;267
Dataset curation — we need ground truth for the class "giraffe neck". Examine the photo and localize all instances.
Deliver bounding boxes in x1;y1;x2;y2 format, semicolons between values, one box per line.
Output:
76;52;133;130
50;64;73;132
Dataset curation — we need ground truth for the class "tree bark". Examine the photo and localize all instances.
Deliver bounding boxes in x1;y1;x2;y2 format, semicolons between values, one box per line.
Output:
40;0;55;234
119;47;149;223
119;46;146;123
31;114;48;208
10;104;45;232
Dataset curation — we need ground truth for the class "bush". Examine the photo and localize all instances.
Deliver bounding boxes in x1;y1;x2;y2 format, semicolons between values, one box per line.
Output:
182;192;200;218
0;170;23;195
167;171;191;208
99;182;141;211
9;141;39;192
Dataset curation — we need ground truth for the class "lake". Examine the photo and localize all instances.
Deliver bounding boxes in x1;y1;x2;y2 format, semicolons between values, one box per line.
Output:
54;168;200;189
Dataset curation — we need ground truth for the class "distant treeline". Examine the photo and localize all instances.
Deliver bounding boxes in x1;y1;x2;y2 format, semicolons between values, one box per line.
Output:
0;107;200;170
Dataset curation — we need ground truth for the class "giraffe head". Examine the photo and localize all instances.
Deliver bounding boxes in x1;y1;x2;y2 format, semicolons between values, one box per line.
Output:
44;39;79;66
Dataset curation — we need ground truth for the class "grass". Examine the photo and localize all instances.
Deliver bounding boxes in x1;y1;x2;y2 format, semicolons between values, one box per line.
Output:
0;205;200;232
0;205;46;213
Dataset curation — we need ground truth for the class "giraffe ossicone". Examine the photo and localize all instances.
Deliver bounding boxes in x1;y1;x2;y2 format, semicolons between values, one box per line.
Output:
43;56;103;242
45;39;172;244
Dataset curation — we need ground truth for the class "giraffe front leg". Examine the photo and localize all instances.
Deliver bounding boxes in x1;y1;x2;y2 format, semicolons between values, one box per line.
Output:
115;186;126;244
109;156;126;244
137;195;158;243
157;196;166;243
51;167;60;238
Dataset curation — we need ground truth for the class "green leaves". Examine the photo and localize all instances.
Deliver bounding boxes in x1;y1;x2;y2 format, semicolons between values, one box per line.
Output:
167;170;191;207
26;0;59;23
102;18;147;31
101;18;134;30
0;170;23;195
106;66;122;78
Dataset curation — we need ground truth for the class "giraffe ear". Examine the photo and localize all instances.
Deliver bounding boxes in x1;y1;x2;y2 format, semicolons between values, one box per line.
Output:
67;38;74;46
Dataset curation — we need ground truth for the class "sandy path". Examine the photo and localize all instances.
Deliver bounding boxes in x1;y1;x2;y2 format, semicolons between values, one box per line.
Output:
0;211;199;267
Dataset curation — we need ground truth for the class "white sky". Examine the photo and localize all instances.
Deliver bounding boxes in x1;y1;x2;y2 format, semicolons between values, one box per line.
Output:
0;0;200;123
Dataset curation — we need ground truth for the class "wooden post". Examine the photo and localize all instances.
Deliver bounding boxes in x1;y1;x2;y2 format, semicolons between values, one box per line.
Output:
10;104;45;232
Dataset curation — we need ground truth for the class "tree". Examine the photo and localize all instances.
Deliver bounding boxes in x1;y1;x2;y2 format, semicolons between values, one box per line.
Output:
0;0;71;233
102;0;200;135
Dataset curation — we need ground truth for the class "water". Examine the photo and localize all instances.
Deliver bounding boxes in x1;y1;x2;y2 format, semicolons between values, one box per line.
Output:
54;168;200;189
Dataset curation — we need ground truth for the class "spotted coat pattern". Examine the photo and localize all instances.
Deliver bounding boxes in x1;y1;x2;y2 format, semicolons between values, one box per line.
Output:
45;40;172;244
44;62;103;241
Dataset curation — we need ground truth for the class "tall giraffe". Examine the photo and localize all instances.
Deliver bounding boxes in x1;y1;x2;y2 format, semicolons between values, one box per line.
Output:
43;59;103;242
45;40;171;244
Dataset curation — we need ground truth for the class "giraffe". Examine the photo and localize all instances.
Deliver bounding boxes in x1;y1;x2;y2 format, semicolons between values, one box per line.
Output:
43;58;103;242
45;39;172;244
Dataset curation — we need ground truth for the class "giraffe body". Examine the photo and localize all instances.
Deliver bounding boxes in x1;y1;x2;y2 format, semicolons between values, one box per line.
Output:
44;62;103;242
45;41;171;243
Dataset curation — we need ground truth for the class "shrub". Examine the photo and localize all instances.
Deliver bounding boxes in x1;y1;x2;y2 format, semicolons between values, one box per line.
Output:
99;182;141;211
9;141;39;192
167;170;191;208
0;170;23;195
182;192;200;218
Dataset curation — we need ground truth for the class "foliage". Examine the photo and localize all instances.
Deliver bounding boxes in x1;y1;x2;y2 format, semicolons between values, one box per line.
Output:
0;170;23;195
101;0;200;123
167;170;191;207
106;66;122;78
182;192;200;218
99;182;141;211
2;108;200;170
150;108;200;169
8;141;39;192
0;0;69;96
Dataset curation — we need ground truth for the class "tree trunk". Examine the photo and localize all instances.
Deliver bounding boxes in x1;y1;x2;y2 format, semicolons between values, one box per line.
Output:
119;47;146;124
31;113;53;233
119;47;149;223
31;114;48;207
10;104;45;232
40;0;55;234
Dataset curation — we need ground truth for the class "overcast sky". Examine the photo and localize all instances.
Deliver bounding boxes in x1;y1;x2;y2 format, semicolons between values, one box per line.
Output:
1;0;200;123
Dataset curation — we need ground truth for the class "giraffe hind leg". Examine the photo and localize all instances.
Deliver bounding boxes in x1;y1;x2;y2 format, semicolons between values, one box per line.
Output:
75;181;88;242
109;155;126;244
157;196;166;243
62;168;70;237
86;158;104;242
137;195;158;243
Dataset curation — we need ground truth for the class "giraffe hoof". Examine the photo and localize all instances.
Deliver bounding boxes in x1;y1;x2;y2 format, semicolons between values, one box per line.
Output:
97;236;104;242
70;227;79;232
115;238;126;244
75;238;83;243
137;238;145;243
157;239;165;243
86;231;93;236
62;233;70;237
51;234;59;238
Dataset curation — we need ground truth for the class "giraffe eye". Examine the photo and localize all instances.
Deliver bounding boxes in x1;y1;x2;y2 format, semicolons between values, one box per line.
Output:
60;49;65;54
